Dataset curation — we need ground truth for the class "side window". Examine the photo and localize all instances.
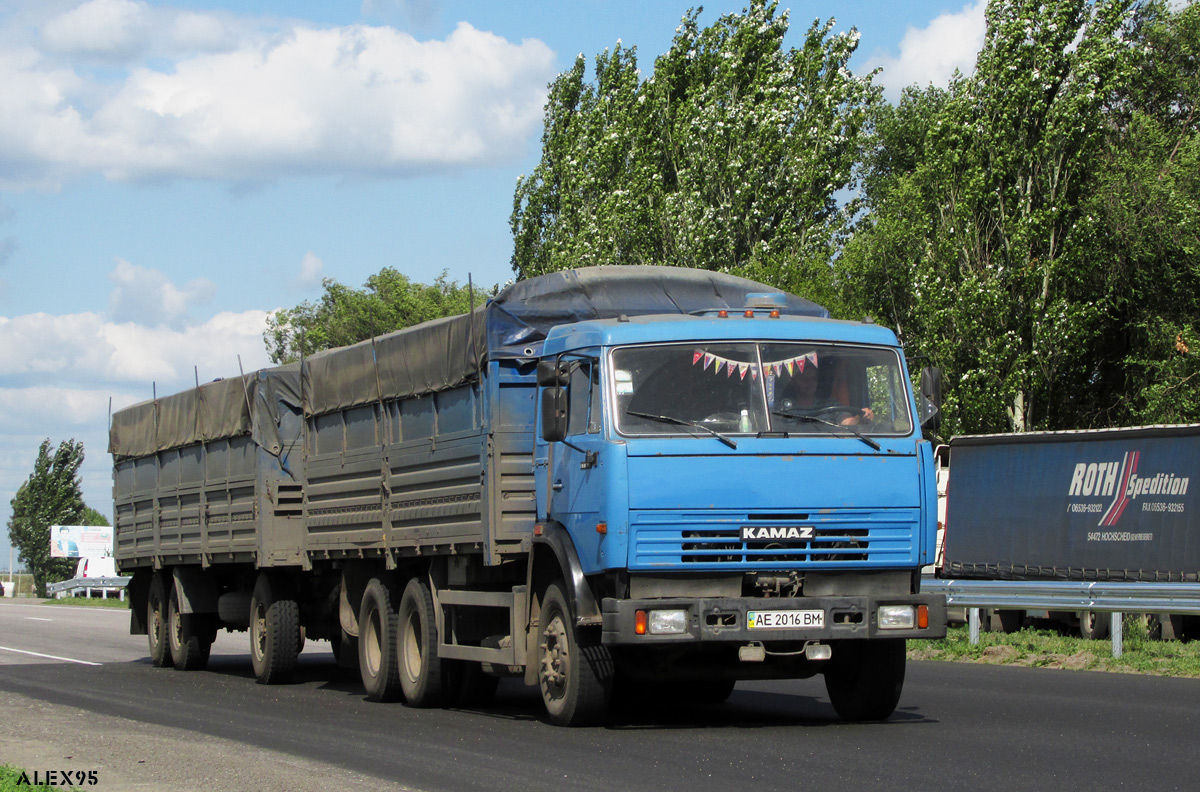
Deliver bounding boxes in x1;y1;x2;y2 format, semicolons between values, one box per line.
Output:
567;362;592;436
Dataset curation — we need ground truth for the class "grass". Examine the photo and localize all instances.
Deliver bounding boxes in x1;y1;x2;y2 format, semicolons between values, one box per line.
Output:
41;596;128;608
910;620;1200;677
0;766;72;791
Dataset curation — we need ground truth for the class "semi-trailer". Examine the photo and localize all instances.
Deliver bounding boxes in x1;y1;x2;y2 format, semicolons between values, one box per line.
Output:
940;425;1200;638
111;265;947;725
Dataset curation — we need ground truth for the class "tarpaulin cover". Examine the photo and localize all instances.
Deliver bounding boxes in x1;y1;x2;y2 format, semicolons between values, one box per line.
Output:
303;265;827;416
109;365;301;460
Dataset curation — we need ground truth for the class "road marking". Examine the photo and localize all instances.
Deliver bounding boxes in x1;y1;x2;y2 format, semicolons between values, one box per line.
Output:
0;646;101;666
25;617;52;622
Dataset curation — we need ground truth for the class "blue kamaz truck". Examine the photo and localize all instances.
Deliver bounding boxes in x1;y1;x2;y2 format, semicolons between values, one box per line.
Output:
111;266;946;725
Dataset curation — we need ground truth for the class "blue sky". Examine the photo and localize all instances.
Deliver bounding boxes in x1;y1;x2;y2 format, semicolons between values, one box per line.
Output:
0;0;988;571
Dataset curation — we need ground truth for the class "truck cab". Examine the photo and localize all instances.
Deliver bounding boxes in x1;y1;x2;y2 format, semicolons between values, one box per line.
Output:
532;297;946;721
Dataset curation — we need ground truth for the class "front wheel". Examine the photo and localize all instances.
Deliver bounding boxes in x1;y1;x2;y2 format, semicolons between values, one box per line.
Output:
823;639;906;722
538;582;612;726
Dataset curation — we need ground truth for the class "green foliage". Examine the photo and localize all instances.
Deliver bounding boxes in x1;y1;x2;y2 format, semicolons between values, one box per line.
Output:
263;269;490;363
839;0;1200;436
912;622;1200;678
6;439;87;599
511;0;879;311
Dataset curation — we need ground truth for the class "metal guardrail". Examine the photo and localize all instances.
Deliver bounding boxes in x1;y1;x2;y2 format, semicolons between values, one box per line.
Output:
923;578;1200;615
921;578;1200;658
46;576;130;597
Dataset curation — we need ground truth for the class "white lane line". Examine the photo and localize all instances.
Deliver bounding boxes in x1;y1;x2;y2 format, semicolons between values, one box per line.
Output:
25;617;53;622
0;646;101;666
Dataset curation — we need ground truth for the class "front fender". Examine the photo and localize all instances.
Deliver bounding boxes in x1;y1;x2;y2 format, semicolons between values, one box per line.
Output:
530;522;602;627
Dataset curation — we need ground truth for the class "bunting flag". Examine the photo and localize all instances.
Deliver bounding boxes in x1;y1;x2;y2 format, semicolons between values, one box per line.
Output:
691;349;819;379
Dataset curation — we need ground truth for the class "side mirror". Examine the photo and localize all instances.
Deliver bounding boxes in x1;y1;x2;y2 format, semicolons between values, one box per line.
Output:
919;366;942;434
537;360;570;387
541;387;568;442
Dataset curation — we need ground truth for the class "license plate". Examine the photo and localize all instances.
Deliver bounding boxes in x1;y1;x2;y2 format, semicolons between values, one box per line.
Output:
747;610;825;629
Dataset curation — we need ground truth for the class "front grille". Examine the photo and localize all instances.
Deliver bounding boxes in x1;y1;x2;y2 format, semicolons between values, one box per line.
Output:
632;510;918;570
681;526;870;563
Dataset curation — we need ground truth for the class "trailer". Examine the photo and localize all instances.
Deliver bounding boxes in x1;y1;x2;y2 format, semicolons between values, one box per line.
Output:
941;425;1200;638
111;266;946;725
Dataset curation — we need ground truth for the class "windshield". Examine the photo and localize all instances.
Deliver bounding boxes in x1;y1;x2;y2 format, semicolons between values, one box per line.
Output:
612;342;913;438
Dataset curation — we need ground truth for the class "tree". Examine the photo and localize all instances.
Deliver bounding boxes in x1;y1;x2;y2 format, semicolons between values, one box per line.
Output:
1082;0;1200;426
840;0;1138;436
7;439;93;597
511;0;879;311
264;269;490;363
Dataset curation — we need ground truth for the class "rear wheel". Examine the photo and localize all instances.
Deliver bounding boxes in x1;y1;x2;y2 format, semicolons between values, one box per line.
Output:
397;577;447;707
1079;610;1109;640
250;574;300;684
824;639;906;722
538;581;612;726
147;573;173;668
358;579;402;702
168;585;212;671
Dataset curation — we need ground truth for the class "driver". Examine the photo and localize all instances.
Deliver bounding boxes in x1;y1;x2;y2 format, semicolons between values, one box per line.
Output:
783;366;873;426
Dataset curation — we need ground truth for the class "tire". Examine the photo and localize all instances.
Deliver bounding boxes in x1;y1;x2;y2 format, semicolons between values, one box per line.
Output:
147;572;173;668
168;584;213;671
824;639;906;722
1079;610;1109;640
537;581;612;726
357;579;402;702
397;577;448;707
250;574;300;685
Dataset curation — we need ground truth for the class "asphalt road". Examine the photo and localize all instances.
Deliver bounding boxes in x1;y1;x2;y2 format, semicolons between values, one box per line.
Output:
3;597;1200;792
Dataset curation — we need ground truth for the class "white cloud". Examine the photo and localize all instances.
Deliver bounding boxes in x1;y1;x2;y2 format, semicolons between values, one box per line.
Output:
0;5;555;187
40;0;153;60
298;251;324;288
865;1;987;102
0;306;271;386
107;257;216;328
0;301;273;550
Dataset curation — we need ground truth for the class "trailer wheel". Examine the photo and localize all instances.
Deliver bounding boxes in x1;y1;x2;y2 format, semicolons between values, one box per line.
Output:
1079;610;1109;640
147;572;173;668
250;574;299;684
357;579;402;702
823;639;906;722
168;584;212;671
537;581;612;726
397;578;447;707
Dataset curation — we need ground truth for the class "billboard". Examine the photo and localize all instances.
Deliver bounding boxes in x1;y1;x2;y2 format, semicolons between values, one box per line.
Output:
944;425;1200;581
50;525;114;559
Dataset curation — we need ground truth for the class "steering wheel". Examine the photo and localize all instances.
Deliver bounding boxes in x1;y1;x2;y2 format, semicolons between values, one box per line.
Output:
812;405;860;421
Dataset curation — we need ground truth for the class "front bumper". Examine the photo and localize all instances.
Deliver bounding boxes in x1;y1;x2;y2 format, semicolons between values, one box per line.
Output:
601;593;947;645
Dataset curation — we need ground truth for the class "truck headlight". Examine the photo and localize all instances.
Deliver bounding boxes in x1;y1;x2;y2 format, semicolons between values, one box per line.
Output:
878;605;915;630
648;609;688;635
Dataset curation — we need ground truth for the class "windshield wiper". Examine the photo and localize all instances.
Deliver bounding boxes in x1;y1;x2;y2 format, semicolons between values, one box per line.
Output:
770;410;881;451
626;410;738;449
